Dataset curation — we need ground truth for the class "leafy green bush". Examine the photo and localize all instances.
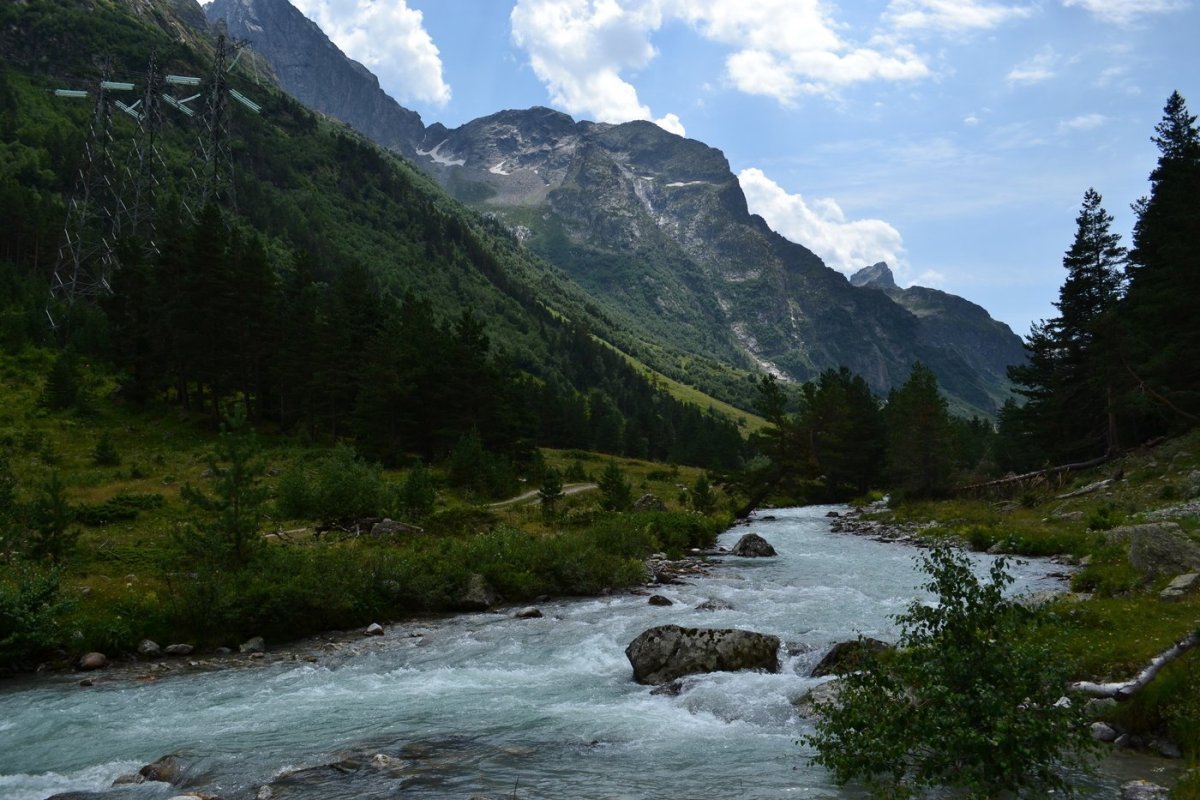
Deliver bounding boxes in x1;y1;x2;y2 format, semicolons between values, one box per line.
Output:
805;547;1097;798
965;524;996;551
28;473;78;563
275;444;390;523
0;562;73;667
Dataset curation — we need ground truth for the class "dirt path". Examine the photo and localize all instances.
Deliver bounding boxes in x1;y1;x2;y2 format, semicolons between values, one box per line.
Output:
488;482;598;507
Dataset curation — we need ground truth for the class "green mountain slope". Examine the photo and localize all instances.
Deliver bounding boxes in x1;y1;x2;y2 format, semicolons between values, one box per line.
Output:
0;0;749;468
205;0;1028;418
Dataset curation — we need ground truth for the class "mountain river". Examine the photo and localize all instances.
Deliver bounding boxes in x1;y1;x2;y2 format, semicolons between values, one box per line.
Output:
0;505;1177;799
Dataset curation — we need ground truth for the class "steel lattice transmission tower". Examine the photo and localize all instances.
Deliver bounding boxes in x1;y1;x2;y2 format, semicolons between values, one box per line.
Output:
194;34;257;214
117;52;169;257
48;64;135;323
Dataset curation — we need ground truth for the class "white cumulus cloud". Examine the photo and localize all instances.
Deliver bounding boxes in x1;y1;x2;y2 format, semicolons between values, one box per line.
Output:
290;0;451;106
510;0;663;124
1062;0;1188;25
738;167;907;277
508;0;931;127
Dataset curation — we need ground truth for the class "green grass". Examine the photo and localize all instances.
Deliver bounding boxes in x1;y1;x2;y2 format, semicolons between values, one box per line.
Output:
591;335;767;434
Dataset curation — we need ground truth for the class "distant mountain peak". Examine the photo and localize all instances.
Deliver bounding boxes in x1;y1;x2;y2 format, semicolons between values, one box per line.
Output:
850;262;898;290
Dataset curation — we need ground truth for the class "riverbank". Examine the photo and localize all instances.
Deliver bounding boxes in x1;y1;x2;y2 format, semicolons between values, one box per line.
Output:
841;435;1200;796
4;507;1092;800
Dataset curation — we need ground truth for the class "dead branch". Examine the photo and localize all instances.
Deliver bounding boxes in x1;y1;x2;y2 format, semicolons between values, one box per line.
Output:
1070;630;1199;700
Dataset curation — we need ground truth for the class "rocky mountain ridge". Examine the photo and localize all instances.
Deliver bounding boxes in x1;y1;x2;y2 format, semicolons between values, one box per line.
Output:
205;0;1026;416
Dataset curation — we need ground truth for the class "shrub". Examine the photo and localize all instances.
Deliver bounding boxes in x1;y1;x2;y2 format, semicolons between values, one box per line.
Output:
1086;503;1123;531
0;562;73;667
805;547;1097;797
28;473;78;563
73;492;164;526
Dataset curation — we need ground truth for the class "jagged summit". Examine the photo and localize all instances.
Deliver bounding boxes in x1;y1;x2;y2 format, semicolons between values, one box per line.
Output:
850;262;898;290
205;0;425;155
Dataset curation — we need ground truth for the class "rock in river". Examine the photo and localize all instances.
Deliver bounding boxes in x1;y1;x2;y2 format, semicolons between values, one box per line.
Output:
625;624;780;685
730;533;776;557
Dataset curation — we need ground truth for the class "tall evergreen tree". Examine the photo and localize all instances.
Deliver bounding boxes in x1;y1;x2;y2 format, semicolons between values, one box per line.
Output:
1009;189;1127;461
885;363;954;499
1124;91;1200;422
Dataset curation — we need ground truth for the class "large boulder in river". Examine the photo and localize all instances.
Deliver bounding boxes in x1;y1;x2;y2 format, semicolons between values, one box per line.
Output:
1108;523;1200;578
731;533;776;557
455;573;501;611
78;652;107;671
810;638;892;677
625;624;780;685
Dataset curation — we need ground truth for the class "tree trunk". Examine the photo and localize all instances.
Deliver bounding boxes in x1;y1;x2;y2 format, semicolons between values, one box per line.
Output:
1070;631;1198;700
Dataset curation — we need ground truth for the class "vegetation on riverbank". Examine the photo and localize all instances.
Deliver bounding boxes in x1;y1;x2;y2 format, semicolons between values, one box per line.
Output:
0;347;729;671
857;430;1200;792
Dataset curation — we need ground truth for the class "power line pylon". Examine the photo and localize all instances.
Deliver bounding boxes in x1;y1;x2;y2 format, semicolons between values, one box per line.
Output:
195;34;250;213
48;62;133;325
116;52;169;258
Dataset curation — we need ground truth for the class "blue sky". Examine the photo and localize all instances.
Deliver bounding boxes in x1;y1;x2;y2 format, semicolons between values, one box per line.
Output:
284;0;1199;338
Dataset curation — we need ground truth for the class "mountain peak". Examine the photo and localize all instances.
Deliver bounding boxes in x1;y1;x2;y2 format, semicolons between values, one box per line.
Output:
850;262;897;290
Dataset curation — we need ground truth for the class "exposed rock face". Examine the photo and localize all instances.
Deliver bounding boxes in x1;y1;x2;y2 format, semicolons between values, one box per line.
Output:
164;643;194;656
625;624;780;685
849;262;898;290
731;533;777;557
810;638;892;678
137;639;161;657
205;0;424;156
647;594;673;606
212;0;1027;416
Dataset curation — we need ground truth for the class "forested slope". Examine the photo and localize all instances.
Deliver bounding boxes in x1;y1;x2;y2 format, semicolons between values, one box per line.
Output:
0;0;748;470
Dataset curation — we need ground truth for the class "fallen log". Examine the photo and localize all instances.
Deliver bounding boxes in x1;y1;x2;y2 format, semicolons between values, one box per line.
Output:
955;454;1113;497
1070;631;1199;700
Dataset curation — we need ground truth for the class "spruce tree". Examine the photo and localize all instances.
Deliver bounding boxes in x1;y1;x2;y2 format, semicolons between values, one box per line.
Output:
884;363;954;499
1010;189;1126;460
1124;91;1200;422
597;460;633;511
